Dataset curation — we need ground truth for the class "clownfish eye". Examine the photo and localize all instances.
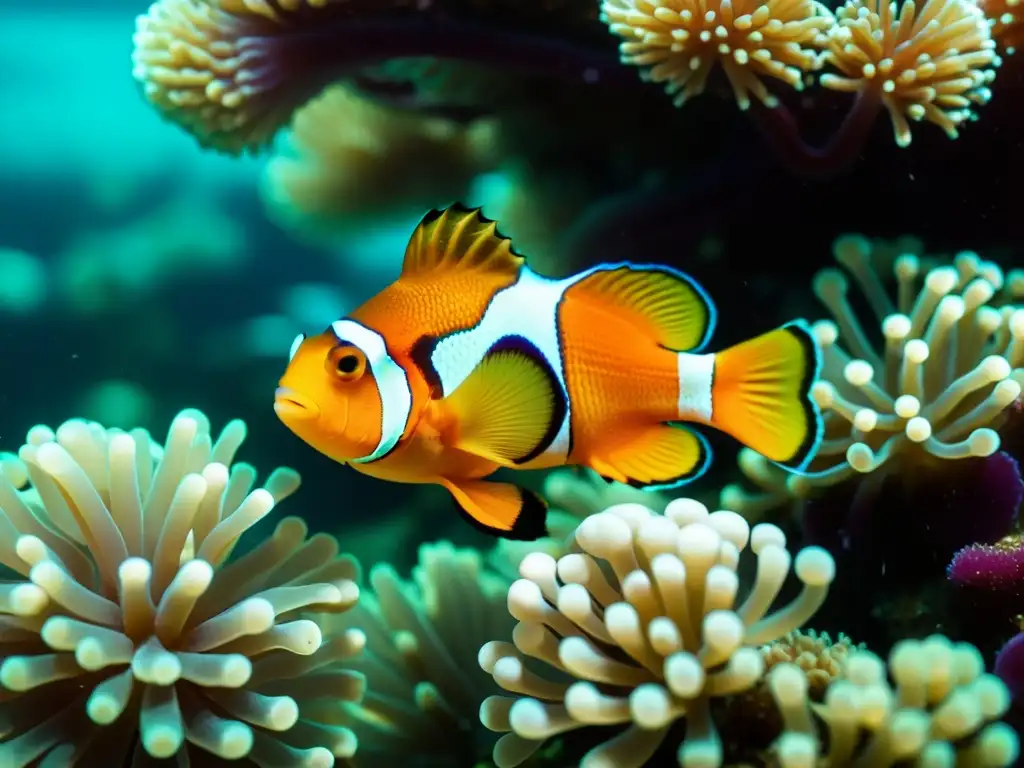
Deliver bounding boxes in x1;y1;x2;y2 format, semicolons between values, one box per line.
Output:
327;344;367;382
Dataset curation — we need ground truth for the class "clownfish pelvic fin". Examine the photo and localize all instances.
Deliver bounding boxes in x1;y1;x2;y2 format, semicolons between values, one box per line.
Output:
440;477;549;541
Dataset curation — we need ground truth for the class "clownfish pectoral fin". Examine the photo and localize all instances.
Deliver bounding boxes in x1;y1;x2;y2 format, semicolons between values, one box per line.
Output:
443;337;566;465
440;478;549;540
575;264;716;352
401;204;525;279
710;320;823;472
586;423;712;491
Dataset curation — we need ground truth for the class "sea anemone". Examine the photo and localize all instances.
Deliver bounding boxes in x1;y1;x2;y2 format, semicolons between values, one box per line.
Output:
131;0;623;155
478;498;836;767
724;236;1024;517
0;409;364;765
768;635;1019;765
819;0;1000;147
320;541;514;766
262;85;494;233
488;469;671;580
983;0;1024;52
131;0;324;154
760;629;861;695
600;0;833;109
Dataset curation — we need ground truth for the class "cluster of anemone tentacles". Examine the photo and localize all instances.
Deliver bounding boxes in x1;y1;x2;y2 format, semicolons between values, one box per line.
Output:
479;498;838;767
0;409;365;765
130;0;1013;173
723;235;1024;519
1;408;1018;766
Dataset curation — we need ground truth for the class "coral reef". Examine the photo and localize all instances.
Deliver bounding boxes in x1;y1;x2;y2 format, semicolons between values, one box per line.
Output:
262;86;497;234
130;0;1014;176
321;541;515;766
768;635;1019;765
725;235;1024;517
478;497;836;767
0;409;363;765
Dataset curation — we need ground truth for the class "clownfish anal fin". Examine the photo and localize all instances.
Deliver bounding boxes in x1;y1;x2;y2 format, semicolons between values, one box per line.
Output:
401;204;525;279
443;336;565;466
440;478;549;541
586;422;712;491
575;265;716;352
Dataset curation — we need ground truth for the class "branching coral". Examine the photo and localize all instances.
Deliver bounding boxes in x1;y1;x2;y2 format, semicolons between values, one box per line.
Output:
600;0;833;110
478;498;836;767
768;635;1019;765
724;235;1024;517
318;541;515;765
0;408;364;765
262;85;495;233
819;0;1000;148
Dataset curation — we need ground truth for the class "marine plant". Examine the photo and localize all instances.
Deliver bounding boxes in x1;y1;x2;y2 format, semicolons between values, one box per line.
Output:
0;409;363;765
478;497;836;767
130;0;1018;175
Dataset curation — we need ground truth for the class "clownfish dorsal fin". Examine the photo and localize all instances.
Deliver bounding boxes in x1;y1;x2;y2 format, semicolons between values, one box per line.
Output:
574;265;716;352
401;204;525;279
442;336;566;466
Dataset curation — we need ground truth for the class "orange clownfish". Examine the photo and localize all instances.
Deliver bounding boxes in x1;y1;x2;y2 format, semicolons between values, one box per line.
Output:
275;205;823;540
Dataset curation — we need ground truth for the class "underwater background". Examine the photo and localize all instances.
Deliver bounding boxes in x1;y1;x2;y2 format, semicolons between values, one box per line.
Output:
1;0;1024;765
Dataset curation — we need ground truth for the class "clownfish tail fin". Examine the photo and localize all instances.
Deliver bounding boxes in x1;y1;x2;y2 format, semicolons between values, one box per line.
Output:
706;320;823;472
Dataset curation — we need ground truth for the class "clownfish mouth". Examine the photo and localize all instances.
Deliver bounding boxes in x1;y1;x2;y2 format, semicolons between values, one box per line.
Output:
274;387;321;421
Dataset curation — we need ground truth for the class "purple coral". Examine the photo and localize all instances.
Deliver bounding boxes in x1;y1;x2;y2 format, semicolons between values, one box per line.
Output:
949;535;1024;592
996;632;1024;702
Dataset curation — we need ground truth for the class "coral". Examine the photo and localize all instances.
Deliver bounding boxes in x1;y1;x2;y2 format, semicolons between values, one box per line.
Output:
819;0;1000;147
995;630;1024;701
262;85;496;233
949;533;1024;592
0;409;364;765
768;635;1019;765
488;469;670;580
725;236;1024;518
478;498;836;767
761;629;860;696
319;541;515;766
600;0;833;110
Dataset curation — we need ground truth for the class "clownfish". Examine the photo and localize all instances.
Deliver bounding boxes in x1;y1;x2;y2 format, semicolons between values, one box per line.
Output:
275;205;822;540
